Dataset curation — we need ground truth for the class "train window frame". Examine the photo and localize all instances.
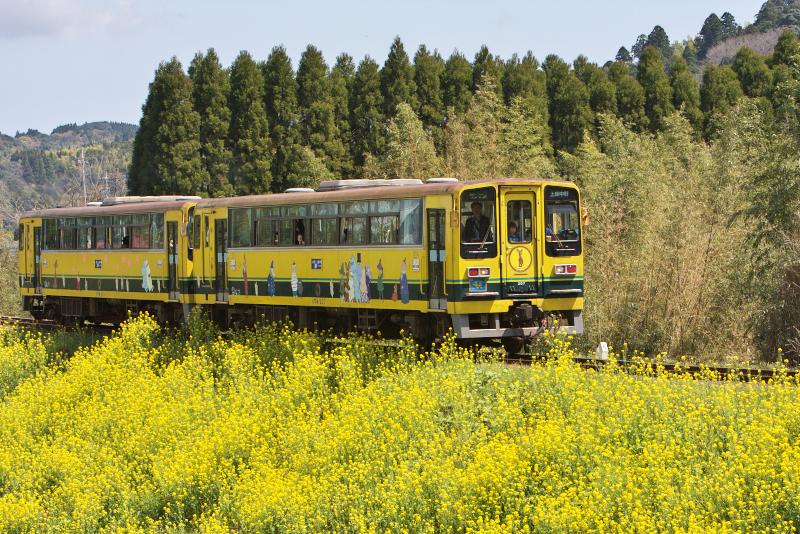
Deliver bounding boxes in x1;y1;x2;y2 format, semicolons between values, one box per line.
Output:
544;186;582;257
460;187;498;259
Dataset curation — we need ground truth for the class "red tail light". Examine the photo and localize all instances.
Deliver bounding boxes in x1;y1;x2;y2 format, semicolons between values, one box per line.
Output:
468;267;479;277
555;264;577;276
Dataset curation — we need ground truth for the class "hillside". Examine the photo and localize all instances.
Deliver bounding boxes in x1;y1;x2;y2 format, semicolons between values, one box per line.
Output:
0;122;135;227
704;26;788;65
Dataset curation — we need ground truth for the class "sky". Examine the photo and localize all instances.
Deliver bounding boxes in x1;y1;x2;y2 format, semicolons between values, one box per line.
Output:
0;0;766;136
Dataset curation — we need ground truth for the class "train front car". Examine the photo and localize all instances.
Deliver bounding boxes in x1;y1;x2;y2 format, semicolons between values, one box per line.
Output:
449;180;584;353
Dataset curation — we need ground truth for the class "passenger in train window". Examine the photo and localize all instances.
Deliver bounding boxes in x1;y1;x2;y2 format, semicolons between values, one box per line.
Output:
508;222;523;243
295;220;305;245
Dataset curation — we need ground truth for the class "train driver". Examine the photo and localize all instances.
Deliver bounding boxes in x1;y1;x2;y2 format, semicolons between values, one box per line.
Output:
463;201;492;243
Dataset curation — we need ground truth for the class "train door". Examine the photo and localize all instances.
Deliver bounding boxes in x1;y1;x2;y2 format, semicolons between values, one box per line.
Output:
167;222;179;300
499;188;539;297
427;209;447;310
214;219;228;302
33;226;42;294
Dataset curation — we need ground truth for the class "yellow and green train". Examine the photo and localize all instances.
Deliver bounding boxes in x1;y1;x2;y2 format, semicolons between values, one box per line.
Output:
18;178;584;350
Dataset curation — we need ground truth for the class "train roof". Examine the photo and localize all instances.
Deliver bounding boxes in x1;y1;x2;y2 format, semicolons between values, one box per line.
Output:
196;178;571;209
19;178;575;219
19;198;196;219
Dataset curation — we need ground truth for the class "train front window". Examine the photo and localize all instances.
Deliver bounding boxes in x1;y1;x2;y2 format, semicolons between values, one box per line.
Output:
460;187;497;258
544;186;581;257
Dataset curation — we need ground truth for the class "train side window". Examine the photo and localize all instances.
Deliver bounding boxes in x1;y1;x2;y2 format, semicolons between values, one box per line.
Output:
311;218;337;245
17;224;23;250
340;217;366;245
278;219;294;245
230;208;253;248
254;217;273;247
151;214;165;249
399;199;422;245
130;225;152;249
370;215;399;245
112;226;129;249
43;219;59;250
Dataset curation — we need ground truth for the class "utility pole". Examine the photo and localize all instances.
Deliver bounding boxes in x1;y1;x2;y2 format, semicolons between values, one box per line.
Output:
80;148;87;205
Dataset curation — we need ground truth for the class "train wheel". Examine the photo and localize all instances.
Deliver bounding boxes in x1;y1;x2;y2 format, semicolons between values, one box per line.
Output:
502;337;525;356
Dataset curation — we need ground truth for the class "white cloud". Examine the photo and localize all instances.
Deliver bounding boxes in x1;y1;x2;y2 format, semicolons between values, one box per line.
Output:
0;0;141;39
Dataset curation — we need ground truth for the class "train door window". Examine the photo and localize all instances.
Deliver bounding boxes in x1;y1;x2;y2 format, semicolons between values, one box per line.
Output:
370;215;399;245
204;215;210;247
460;187;497;258
506;200;532;243
311;218;337;245
192;214;201;249
17;224;24;250
340;217;366;245
544;186;581;257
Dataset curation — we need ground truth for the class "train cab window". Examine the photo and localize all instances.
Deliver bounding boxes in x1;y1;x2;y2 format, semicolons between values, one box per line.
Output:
460;187;497;258
544;186;582;257
506;200;533;243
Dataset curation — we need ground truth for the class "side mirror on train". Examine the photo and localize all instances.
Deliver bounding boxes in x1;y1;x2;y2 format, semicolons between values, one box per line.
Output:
13;226;20;241
581;207;590;227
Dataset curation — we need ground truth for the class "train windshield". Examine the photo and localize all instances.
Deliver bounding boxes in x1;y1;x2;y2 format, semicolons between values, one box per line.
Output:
460;187;497;258
545;186;581;257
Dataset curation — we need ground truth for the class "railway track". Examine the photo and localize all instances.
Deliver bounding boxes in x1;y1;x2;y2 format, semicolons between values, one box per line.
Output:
1;317;796;382
0;316;116;333
506;353;799;382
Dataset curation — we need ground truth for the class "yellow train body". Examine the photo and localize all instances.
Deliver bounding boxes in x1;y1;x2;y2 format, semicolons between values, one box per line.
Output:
18;179;584;344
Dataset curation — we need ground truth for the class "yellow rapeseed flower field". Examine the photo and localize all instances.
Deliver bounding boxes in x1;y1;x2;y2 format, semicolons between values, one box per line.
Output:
0;315;798;532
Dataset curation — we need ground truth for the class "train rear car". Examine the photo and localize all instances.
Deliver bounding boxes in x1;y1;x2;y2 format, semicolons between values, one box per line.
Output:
18;197;197;324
